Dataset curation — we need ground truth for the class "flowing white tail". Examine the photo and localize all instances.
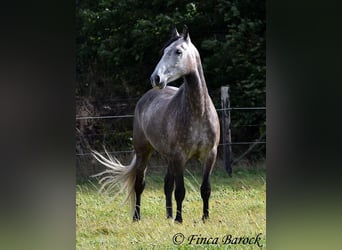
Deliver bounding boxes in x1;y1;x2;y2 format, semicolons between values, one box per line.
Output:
91;150;137;215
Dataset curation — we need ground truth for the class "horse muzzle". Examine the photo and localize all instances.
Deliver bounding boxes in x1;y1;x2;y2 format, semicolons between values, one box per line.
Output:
150;74;166;89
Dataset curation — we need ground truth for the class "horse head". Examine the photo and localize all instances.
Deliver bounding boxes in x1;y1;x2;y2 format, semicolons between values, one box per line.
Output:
150;25;199;89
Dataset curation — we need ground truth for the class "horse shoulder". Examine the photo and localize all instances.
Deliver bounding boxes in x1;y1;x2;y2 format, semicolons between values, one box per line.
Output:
134;87;179;148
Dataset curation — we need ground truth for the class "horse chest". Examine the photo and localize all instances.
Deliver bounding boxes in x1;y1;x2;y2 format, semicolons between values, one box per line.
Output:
187;122;209;142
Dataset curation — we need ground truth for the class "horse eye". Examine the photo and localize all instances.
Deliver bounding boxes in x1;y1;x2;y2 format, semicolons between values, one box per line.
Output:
175;49;182;55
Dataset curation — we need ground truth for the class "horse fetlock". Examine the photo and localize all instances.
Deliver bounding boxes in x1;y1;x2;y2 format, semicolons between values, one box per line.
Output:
166;206;173;218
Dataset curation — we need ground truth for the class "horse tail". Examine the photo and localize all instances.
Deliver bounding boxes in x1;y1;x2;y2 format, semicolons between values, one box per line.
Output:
91;149;137;215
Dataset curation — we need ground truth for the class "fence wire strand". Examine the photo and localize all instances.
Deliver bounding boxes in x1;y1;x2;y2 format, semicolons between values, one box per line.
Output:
76;106;266;162
75;107;266;120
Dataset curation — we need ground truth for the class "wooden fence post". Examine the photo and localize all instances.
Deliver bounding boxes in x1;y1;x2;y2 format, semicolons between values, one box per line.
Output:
221;86;232;176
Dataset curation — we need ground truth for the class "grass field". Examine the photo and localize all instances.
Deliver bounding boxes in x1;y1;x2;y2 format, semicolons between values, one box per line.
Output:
76;162;266;249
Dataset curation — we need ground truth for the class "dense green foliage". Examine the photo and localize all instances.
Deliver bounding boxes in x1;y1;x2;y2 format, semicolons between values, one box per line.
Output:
76;0;265;164
76;0;265;101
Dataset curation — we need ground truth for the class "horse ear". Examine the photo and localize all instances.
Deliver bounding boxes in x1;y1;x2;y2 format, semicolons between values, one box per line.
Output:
172;27;179;38
182;24;190;42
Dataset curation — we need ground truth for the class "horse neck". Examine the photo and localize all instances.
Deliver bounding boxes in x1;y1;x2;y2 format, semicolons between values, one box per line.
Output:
183;61;210;117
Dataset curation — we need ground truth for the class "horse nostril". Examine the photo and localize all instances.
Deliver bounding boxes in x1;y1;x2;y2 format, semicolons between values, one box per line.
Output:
154;75;160;84
150;74;160;86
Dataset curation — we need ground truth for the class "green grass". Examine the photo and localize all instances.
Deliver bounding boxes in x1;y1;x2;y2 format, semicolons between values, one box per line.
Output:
76;163;266;249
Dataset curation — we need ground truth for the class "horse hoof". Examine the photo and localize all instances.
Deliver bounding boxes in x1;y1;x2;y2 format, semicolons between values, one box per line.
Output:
175;217;183;224
133;216;141;222
202;215;209;222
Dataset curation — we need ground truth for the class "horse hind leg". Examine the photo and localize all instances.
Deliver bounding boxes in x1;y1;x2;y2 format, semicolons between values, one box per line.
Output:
200;149;217;221
133;149;152;221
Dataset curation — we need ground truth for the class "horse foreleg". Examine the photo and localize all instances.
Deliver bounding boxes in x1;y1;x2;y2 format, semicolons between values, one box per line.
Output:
200;177;210;221
164;169;174;219
174;172;185;223
201;149;217;221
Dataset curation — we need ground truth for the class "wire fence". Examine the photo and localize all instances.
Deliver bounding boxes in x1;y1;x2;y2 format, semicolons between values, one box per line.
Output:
75;107;266;120
75;108;266;155
76;95;265;179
